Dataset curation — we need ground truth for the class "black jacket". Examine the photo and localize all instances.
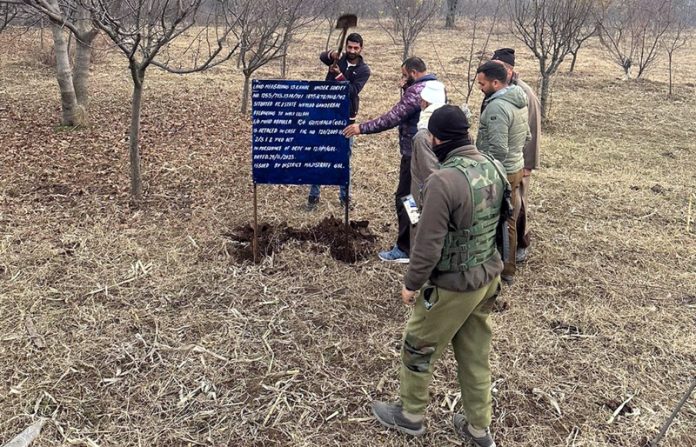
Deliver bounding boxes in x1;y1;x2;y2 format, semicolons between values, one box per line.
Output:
319;51;371;120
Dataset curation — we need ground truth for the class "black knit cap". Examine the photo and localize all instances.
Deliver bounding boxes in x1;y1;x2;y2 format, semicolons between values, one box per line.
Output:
492;48;515;67
428;105;470;141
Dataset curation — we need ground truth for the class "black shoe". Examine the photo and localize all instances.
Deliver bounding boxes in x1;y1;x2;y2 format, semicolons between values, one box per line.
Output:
453;414;496;447
371;401;425;436
516;247;529;263
501;275;514;285
306;195;319;211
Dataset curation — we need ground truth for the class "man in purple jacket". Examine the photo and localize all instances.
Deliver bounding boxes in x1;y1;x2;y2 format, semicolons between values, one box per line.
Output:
344;57;437;263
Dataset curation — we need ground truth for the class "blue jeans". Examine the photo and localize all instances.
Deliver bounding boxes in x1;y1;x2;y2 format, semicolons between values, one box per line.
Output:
308;137;353;201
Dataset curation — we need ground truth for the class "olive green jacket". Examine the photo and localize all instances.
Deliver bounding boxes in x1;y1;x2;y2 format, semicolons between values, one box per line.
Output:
405;146;504;293
476;84;530;173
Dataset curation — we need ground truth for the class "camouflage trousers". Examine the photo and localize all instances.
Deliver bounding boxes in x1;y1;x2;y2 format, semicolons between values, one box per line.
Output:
399;277;501;428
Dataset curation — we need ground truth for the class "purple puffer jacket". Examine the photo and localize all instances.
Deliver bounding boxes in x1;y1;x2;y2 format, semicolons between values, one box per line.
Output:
359;74;438;157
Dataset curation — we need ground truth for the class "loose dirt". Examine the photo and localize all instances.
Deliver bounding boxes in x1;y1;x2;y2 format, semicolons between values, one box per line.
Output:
225;217;378;263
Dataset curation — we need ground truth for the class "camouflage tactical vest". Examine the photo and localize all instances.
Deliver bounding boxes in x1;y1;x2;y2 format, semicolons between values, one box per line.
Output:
436;155;504;272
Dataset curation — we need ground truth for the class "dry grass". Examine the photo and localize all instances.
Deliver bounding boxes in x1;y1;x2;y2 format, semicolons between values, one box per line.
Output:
1;21;695;447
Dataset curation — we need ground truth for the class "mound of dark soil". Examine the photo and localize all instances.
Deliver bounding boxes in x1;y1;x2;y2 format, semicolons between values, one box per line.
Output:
225;217;377;264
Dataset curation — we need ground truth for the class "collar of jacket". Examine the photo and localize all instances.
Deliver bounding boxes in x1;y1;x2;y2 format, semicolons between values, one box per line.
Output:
490;85;511;100
444;145;480;161
483;85;511;109
341;54;366;67
403;73;437;94
414;73;437;85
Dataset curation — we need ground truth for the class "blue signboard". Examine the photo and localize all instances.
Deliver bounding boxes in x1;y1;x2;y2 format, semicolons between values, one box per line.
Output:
251;80;350;186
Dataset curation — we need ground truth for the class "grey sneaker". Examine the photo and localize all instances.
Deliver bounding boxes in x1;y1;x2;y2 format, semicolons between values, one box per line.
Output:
371;401;425;436
306;195;320;211
453;414;496;447
516;247;529;263
501;275;514;286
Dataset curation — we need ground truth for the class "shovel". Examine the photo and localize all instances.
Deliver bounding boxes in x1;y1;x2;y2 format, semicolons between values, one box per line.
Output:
331;14;358;69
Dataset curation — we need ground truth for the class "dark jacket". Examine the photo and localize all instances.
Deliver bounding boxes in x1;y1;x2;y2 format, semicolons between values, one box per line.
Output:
359;74;438;157
320;51;371;120
404;145;504;292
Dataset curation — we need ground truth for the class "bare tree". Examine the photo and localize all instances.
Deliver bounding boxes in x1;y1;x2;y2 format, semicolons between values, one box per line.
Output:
0;3;19;32
445;0;458;28
596;0;673;80
11;0;99;125
82;0;240;200
229;0;317;114
507;0;593;121
379;0;442;61
663;0;692;96
568;21;595;73
462;0;500;101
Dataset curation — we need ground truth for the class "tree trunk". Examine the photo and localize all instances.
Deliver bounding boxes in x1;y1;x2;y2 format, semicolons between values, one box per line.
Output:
668;51;673;97
73;34;94;108
539;74;551;122
129;64;145;200
73;6;97;108
237;49;244;69
51;23;77;126
241;73;251;114
280;41;288;79
67;32;73;59
402;42;410;62
445;0;458;28
569;49;578;73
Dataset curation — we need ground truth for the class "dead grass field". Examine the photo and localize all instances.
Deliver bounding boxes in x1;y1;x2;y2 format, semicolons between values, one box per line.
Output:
1;20;695;447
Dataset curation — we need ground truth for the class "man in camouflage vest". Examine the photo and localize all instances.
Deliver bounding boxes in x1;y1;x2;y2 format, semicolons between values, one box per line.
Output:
371;105;505;447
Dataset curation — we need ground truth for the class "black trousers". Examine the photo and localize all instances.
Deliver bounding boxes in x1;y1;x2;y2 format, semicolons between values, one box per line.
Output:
395;155;412;255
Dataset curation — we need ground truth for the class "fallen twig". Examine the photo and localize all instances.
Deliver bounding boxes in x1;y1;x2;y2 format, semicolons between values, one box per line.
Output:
649;377;696;446
606;395;633;424
24;315;46;349
2;418;46;447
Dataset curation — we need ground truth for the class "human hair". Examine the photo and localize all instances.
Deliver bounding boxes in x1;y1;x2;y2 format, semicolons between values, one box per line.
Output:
493;59;514;72
402;57;427;73
346;33;363;47
476;61;508;83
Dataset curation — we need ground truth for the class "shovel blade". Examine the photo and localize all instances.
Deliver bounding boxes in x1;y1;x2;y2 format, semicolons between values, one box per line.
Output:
335;14;357;30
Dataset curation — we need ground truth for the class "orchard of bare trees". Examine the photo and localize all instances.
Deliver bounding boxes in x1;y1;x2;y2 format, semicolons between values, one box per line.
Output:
0;0;694;198
1;1;696;447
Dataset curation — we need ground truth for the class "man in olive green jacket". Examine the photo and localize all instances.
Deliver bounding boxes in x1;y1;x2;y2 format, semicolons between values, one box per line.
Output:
491;48;541;263
475;61;530;283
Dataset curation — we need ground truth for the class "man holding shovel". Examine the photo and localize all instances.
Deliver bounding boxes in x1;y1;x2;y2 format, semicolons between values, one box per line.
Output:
306;29;371;211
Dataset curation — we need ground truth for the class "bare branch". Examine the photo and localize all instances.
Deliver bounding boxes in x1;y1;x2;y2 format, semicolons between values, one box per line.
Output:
378;0;442;61
507;0;594;119
595;0;676;79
